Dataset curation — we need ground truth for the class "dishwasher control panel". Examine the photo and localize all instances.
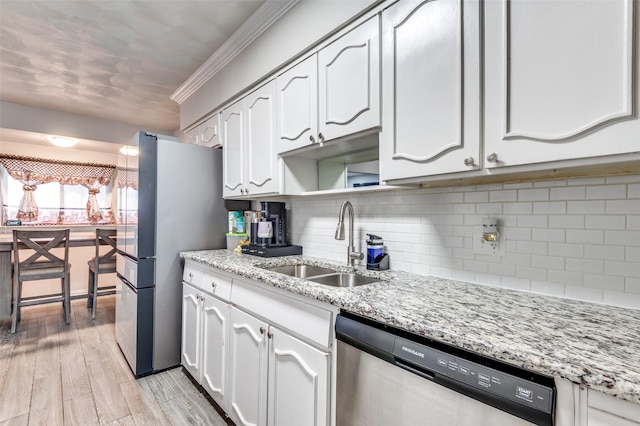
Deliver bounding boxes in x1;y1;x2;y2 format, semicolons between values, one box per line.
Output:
393;336;554;414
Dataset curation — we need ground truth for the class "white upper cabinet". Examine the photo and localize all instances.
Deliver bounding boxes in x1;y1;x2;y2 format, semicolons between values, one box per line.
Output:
277;55;319;153
318;15;380;142
484;0;640;169
379;0;481;181
199;113;222;148
277;15;381;155
222;99;245;198
223;80;279;198
184;113;222;148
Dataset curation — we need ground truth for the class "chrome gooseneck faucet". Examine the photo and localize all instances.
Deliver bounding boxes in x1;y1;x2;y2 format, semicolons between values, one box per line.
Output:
335;200;364;267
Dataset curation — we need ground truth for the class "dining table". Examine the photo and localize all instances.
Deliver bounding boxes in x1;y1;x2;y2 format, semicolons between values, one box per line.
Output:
0;228;117;320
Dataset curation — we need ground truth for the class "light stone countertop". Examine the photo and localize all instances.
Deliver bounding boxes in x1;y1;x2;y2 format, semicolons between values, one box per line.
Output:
181;249;640;405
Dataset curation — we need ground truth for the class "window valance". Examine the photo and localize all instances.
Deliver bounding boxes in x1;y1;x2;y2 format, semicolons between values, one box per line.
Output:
0;154;115;186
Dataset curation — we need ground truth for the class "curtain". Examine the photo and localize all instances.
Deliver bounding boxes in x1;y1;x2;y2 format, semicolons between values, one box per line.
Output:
0;154;115;223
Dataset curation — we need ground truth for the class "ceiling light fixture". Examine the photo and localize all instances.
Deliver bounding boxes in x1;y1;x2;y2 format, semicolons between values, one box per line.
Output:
47;135;78;147
119;146;139;156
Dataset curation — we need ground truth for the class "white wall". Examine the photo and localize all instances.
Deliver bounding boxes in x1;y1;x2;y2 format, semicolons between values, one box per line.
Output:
288;174;640;310
180;0;378;129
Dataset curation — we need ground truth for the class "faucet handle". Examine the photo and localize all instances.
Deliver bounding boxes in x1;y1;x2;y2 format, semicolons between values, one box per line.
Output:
350;251;364;261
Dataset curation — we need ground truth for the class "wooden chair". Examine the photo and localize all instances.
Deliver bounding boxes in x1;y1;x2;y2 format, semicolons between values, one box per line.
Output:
11;229;71;334
86;228;117;320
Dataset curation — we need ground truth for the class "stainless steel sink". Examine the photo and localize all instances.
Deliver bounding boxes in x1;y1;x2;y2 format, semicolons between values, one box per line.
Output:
261;264;339;278
307;273;381;288
260;264;382;287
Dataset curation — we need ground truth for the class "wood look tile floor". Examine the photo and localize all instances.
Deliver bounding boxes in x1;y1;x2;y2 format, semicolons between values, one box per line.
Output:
0;295;229;426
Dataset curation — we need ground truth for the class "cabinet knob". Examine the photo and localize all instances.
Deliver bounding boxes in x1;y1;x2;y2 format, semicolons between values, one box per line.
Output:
487;153;499;163
267;331;273;339
464;157;475;167
188;272;193;282
259;326;266;335
211;281;217;291
318;133;325;143
240;188;245;195
309;135;316;143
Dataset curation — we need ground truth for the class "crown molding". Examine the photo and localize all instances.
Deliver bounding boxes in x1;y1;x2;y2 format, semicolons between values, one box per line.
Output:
170;0;299;104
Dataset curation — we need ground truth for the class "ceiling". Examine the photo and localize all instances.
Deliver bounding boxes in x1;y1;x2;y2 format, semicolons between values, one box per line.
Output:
0;0;265;138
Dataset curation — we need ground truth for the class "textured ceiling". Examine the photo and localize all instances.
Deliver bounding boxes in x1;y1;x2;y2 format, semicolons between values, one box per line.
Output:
0;0;264;132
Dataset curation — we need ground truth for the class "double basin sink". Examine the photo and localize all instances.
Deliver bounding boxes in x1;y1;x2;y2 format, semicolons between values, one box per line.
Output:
261;264;381;288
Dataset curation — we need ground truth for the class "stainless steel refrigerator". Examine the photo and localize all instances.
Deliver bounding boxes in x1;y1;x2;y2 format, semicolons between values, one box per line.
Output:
115;131;227;377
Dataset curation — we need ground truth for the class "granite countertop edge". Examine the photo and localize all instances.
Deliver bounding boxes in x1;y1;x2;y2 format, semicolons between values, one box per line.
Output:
180;249;640;405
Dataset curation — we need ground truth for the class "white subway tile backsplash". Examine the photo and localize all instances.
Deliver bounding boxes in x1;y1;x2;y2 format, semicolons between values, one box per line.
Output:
583;274;624;291
532;228;565;242
567;200;606;214
586;185;627;200
518;188;549;202
565;285;603;303
516;215;548;228
550;186;585;200
548;215;585;229
548;243;584;258
584;245;625;261
603;291;640;310
490;190;518;202
503;202;533;214
566;258;603;275
605;230;640;247
585;215;626;230
606;200;640;214
627;278;640;294
289;174;639;310
533;201;566;215
604;261;640;278
566;229;603;244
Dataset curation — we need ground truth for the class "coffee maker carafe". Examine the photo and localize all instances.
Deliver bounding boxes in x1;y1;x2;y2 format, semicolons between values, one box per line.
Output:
244;202;303;257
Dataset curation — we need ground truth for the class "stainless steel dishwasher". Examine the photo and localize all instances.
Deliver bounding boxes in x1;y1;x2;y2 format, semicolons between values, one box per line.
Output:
336;312;556;426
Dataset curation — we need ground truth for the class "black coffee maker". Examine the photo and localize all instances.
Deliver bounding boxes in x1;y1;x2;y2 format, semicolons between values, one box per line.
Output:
243;202;303;257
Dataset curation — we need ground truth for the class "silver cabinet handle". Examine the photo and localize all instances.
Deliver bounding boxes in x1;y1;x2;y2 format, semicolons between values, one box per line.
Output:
188;272;193;282
240;188;245;195
267;331;273;339
487;153;499;163
259;327;266;335
211;281;217;291
309;135;316;143
464;157;475;167
318;133;324;143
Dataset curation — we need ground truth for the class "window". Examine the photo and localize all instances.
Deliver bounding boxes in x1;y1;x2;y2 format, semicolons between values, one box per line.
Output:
0;155;115;226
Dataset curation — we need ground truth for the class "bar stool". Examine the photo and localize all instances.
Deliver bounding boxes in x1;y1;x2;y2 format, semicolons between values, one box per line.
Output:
86;228;117;320
11;229;71;334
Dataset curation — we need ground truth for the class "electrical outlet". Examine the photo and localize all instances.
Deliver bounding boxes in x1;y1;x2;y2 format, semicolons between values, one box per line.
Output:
473;225;506;256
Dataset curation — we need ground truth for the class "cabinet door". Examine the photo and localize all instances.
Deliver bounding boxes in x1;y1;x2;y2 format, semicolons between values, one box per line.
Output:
228;307;268;426
318;15;380;142
184;127;199;145
201;293;229;411
245;81;279;196
484;0;640;168
276;55;318;154
181;284;201;381
380;0;481;181
222;99;245;197
200;113;222;148
267;326;329;426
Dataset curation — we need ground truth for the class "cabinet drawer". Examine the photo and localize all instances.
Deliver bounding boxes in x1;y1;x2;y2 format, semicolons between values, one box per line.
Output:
231;278;334;349
183;263;204;288
203;270;233;302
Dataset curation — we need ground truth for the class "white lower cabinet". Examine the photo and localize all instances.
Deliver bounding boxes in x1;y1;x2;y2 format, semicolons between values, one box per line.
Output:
228;307;330;426
581;387;640;426
181;283;230;411
182;261;336;426
268;325;329;426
